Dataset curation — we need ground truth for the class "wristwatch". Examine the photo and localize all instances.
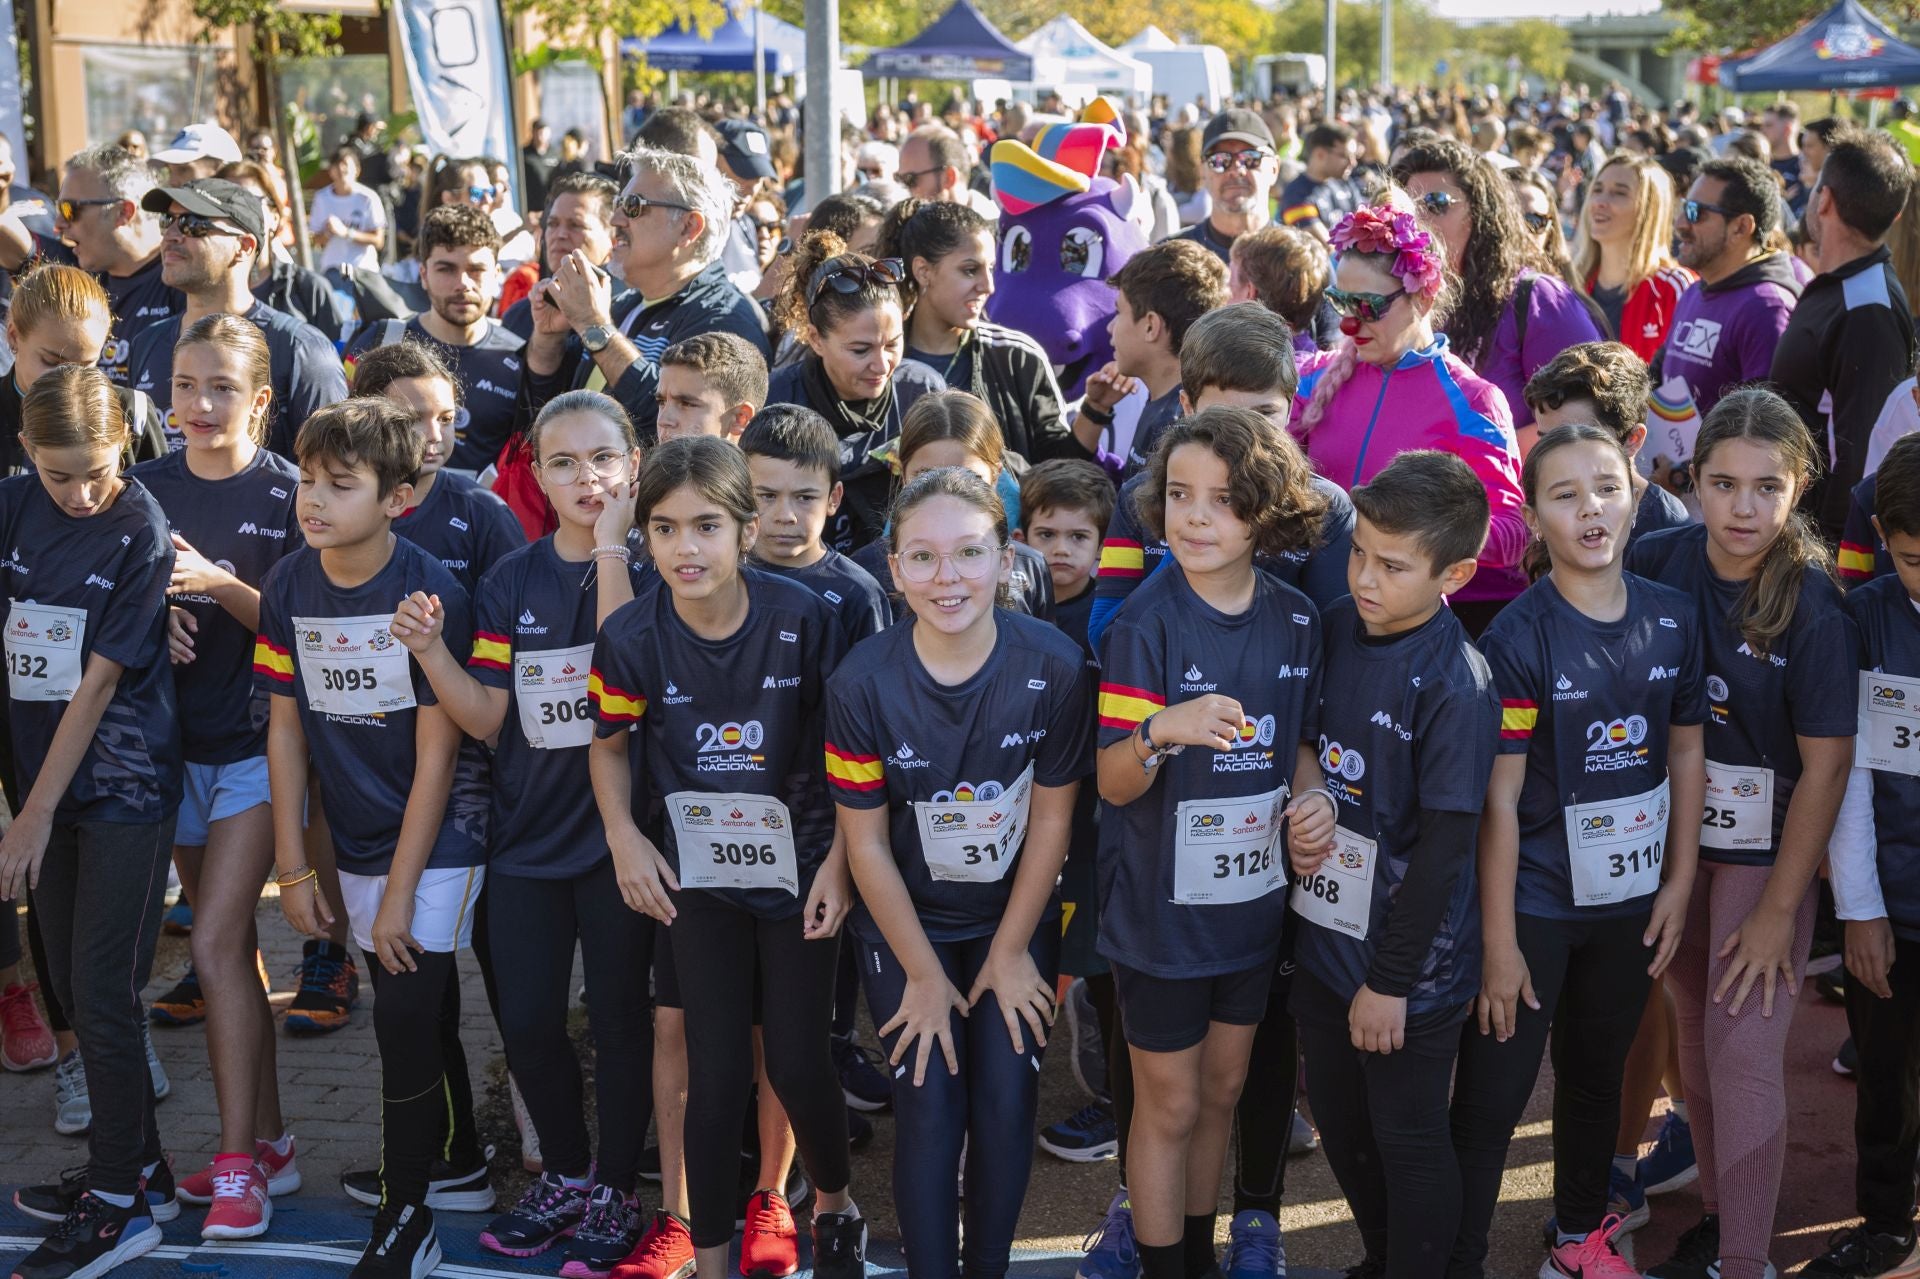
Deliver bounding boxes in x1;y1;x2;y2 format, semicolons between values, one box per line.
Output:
582;323;614;353
1138;713;1183;772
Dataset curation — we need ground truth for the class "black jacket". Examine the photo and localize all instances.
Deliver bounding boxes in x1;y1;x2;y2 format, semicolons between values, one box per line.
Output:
930;321;1085;465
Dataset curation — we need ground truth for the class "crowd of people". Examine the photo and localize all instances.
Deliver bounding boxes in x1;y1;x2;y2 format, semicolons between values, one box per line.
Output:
0;71;1916;1279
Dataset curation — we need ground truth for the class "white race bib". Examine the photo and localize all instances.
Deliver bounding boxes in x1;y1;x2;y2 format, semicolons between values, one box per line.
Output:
515;644;594;750
5;600;85;702
1173;785;1288;905
666;792;799;895
1700;760;1774;852
290;614;416;717
913;764;1035;884
1290;824;1375;938
1859;671;1920;778
1564;779;1670;906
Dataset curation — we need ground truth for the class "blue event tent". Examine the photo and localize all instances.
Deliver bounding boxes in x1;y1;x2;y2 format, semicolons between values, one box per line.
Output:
1719;0;1920;92
862;0;1034;81
620;5;807;75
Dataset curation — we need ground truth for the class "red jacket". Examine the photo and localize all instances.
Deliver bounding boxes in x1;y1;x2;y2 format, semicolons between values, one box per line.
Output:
1591;264;1698;361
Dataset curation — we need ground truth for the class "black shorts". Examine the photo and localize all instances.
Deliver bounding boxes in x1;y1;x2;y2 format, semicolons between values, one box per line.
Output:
651;910;765;1019
1111;959;1274;1053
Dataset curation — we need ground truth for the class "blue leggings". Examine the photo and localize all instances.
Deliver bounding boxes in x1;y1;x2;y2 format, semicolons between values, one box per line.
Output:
860;924;1059;1279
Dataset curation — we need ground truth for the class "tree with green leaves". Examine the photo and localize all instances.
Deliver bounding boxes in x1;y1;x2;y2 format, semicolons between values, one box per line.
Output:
1663;0;1918;59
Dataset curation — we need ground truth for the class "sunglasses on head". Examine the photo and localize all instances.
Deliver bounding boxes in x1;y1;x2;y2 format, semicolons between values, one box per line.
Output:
1203;150;1271;174
1682;198;1734;224
807;257;905;307
1417;190;1461;216
1325;285;1408;323
614;192;693;219
57;197;120;223
1521;210;1552;233
159;210;244;238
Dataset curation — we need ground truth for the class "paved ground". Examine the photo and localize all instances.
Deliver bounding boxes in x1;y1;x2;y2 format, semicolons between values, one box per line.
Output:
0;900;1867;1277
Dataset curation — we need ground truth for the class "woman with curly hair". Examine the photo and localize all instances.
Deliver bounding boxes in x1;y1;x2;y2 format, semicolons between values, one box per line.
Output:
1574;153;1697;361
1292;195;1527;634
1393;139;1606;450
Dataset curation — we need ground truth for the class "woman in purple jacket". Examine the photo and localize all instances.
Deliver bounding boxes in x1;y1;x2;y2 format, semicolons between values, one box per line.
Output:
1393;139;1607;454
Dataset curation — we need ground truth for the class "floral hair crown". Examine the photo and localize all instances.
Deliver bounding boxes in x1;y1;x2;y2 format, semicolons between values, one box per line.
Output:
1329;205;1445;300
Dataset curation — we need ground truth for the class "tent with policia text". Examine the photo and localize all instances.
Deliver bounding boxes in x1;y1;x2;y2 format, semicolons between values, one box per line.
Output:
862;0;1035;81
619;3;808;74
1718;0;1920;92
1017;16;1152;99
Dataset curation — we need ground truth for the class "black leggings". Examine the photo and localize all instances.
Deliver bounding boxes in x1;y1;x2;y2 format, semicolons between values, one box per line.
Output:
1448;909;1653;1277
862;924;1059;1279
1845;932;1920;1236
672;895;849;1250
1294;972;1462;1278
489;861;654;1192
364;947;484;1208
31;821;171;1195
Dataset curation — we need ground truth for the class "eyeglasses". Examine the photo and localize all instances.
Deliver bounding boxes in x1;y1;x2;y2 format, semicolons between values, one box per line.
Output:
539;450;630;486
1521;210;1552;233
1682;199;1734;224
1203;150;1271;174
1325;285;1408;323
57;198;120;223
1416;191;1461;216
806;256;905;307
894;167;937;187
614;192;692;220
159;211;245;238
894;542;1003;583
467;185;498;203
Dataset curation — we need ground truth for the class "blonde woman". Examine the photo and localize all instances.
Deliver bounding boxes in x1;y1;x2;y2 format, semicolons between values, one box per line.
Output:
1575;153;1698;361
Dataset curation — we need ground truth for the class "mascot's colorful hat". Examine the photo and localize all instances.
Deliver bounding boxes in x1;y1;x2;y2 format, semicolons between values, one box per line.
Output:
990;97;1125;217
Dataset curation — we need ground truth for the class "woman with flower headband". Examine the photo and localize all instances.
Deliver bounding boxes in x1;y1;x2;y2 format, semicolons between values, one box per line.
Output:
1293;196;1527;636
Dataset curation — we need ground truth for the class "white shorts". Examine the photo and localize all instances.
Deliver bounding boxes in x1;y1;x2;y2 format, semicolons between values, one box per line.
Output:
175;757;272;848
336;866;486;955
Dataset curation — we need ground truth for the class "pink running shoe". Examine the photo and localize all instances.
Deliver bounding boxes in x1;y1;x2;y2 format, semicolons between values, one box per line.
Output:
200;1155;272;1240
0;980;56;1071
1540;1215;1640;1279
178;1136;302;1205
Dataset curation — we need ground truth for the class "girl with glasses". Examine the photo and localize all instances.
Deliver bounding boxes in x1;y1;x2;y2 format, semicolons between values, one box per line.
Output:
827;464;1094;1279
1294;198;1527;636
1574;154;1697;362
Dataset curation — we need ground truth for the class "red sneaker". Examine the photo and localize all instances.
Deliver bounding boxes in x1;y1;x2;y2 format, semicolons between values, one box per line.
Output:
610;1210;695;1279
0;981;56;1071
199;1155;271;1239
178;1136;302;1205
739;1189;798;1279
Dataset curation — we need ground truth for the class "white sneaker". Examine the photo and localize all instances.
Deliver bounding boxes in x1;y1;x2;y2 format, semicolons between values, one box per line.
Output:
53;1050;90;1135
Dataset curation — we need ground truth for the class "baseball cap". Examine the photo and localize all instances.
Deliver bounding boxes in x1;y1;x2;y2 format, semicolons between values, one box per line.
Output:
715;118;776;181
141;178;267;244
1202;108;1275;153
152;122;244;166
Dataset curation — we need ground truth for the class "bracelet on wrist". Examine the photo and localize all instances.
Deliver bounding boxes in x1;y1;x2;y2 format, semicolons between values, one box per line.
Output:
1080;404;1115;426
590;544;633;562
275;867;317;890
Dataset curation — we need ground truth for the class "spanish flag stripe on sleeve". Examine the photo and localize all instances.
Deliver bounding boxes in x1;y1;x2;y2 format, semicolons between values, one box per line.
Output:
1838;542;1876;581
469;632;512;671
825;742;885;792
1098;682;1165;731
1282;204;1319;225
1098;539;1146;579
253;637;293;683
588;669;646;721
1499;698;1538;740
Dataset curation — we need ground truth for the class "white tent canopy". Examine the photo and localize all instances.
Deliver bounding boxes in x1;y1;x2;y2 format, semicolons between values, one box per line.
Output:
1017;17;1152;100
1123;25;1179;51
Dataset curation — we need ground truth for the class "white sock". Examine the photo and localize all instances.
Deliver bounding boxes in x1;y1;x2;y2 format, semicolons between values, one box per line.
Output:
140;1161;160;1181
267;1132;294;1157
560;1172;591;1189
1613;1153;1638;1180
1668;1099;1689;1125
818;1197;860;1223
93;1189;136;1209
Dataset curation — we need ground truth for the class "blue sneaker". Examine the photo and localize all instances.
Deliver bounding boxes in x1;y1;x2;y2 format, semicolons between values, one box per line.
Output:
1609;1162;1650;1232
1225;1208;1286;1279
1638;1110;1698;1196
1040;1101;1119;1163
162;899;193;935
1077;1191;1140;1279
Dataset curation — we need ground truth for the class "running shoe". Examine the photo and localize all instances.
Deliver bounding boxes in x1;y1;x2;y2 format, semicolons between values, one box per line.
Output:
1078;1191;1142;1279
179;1136;301;1204
200;1155;272;1240
284;939;360;1034
10;1189;161;1279
1040;1100;1119;1162
1224;1208;1286;1279
740;1188;800;1278
14;1157;179;1225
510;1072;544;1173
732;1160;813;1226
1801;1225;1920;1277
144;1023;170;1100
149;965;206;1026
611;1210;696;1279
52;1049;89;1135
342;1146;496;1213
561;1185;644;1279
832;1034;892;1112
1647;1214;1720;1279
162;899;193;935
1836;1036;1861;1077
1638;1110;1699;1195
1541;1214;1638;1277
1705;1265;1776;1279
352;1201;442;1279
1;980;56;1071
480;1170;587;1257
811;1206;869;1279
1288;1111;1320;1156
1066;978;1108;1099
1608;1161;1650;1232
1816;969;1848;1004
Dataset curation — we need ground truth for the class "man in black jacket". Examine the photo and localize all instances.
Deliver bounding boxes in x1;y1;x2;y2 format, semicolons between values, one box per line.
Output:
1771;131;1917;543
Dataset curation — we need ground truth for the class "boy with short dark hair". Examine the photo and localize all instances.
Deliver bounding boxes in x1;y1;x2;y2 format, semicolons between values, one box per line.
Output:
656;332;770;444
1018;459;1113;621
1089;239;1228;478
255;397;493;1279
1523;341;1689;542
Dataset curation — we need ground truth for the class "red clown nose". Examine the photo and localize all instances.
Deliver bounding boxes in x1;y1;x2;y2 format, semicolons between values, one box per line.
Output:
1339;315;1362;337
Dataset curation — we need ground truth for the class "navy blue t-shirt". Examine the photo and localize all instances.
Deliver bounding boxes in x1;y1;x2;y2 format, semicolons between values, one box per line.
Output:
1095;562;1323;978
1482;574;1706;918
825;610;1095;943
392;470;525;597
1121;387;1185;480
1840;472;1894;590
754;548;890;649
343;317;526;472
1293;600;1498;1014
1633;480;1690;544
1630;524;1859;864
592;567;845;919
1847;576;1920;938
130;448;300;764
254;540;488;874
470;537;652;879
0;475;180;823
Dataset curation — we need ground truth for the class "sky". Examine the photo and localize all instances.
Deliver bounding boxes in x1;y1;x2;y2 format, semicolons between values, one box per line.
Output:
1431;0;1663;18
